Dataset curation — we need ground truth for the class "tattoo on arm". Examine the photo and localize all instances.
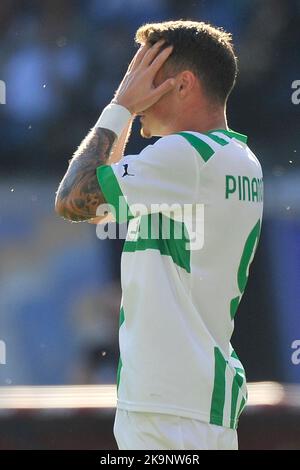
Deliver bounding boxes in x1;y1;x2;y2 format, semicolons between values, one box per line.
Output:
55;127;117;221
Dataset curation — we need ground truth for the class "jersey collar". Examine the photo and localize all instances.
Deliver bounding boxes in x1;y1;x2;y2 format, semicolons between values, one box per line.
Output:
209;128;248;144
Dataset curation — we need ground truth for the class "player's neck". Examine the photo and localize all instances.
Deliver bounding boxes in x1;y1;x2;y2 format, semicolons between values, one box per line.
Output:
189;115;228;134
169;103;228;135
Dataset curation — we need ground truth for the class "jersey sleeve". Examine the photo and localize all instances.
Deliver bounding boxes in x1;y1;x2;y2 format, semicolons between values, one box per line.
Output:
96;134;199;223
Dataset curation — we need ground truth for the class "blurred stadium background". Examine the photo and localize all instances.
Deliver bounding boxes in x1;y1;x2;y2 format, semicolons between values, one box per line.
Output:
0;0;299;450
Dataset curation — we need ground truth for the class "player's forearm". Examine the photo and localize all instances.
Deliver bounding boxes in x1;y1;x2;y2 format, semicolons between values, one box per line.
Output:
55;127;116;222
55;103;132;222
108;117;134;164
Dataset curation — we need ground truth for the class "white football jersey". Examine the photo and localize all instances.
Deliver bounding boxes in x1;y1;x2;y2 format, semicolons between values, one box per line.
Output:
97;128;263;429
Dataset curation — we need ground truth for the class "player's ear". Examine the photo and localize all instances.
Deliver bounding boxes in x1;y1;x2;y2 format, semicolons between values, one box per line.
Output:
177;71;196;97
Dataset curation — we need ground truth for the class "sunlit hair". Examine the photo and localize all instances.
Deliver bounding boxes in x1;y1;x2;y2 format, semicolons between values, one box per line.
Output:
135;20;238;105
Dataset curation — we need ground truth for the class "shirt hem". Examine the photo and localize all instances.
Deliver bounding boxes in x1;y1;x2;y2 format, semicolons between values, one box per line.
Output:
116;399;238;430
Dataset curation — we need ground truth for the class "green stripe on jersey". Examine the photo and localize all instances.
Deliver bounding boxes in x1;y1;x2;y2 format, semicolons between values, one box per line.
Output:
116;357;122;393
237;396;247;420
230;349;247;424
96;165;134;224
119;306;125;327
212;129;248;144
230;296;240;320
205;132;229;146
116;307;125;394
230;370;244;428
123;212;191;273
231;349;239;360
210;347;247;429
176;132;215;162
176;130;243;162
210;347;227;426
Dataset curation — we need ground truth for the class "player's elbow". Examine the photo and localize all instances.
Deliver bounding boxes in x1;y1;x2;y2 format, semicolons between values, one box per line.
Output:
55;191;91;222
54;193;68;219
54;192;81;222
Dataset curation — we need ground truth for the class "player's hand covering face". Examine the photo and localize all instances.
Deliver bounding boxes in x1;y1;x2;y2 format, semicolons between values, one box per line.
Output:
113;40;175;115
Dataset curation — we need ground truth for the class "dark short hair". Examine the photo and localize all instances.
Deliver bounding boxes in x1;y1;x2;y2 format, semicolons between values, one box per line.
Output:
135;20;238;104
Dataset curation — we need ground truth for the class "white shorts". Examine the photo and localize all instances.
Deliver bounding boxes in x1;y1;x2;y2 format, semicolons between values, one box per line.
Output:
113;408;238;450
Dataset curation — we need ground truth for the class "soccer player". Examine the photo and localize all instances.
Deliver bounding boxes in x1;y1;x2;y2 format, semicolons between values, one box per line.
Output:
55;20;263;450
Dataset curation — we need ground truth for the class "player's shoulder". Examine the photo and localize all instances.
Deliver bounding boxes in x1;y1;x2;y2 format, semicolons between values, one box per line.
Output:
139;133;197;163
155;129;239;164
174;129;249;163
153;133;196;152
141;128;248;165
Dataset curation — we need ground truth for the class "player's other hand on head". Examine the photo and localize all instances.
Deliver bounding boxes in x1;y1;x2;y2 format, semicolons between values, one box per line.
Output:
113;40;175;115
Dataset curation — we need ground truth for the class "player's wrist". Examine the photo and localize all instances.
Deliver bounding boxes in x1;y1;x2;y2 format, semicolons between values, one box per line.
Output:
112;96;135;115
94;102;133;138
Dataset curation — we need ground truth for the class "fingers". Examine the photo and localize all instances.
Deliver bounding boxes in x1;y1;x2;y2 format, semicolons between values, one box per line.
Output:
140;39;166;67
128;44;150;72
150;77;176;101
128;40;173;74
149;45;173;75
